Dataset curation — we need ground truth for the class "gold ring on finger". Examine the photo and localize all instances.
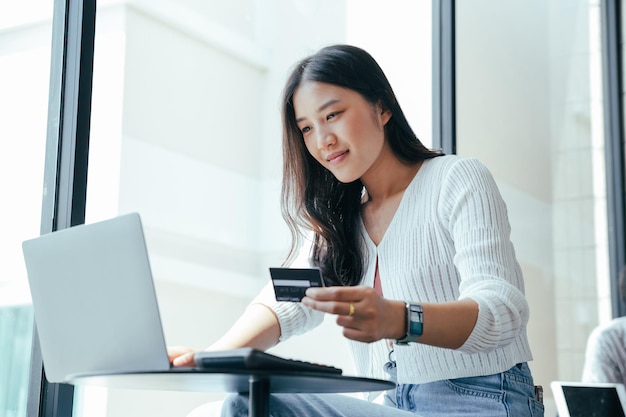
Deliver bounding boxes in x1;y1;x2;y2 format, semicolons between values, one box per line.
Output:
348;303;355;317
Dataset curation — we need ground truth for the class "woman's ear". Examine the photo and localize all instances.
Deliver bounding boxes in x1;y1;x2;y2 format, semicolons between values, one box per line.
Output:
375;100;392;126
373;100;391;126
380;107;392;126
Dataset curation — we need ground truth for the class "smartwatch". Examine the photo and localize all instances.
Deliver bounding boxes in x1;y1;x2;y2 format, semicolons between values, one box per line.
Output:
395;302;423;345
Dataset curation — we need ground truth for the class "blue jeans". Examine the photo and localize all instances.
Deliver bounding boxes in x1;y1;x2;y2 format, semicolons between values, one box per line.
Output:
220;363;544;416
391;362;544;416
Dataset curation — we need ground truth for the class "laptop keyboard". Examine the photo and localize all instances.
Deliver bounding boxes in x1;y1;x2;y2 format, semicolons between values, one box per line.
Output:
193;348;343;375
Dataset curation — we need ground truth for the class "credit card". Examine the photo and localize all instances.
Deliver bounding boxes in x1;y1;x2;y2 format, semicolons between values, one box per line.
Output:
269;267;324;302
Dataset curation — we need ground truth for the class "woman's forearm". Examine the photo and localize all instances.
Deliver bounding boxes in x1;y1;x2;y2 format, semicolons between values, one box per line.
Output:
208;303;281;352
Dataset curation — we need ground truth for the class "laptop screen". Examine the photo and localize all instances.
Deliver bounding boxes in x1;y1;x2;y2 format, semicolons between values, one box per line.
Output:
22;213;171;382
551;381;626;417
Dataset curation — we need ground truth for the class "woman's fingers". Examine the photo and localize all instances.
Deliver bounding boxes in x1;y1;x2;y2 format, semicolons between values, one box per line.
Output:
303;286;378;316
172;352;196;367
167;346;196;367
303;286;395;342
304;285;368;301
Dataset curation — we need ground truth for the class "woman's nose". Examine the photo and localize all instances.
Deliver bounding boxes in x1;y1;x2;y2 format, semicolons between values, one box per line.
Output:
315;127;336;148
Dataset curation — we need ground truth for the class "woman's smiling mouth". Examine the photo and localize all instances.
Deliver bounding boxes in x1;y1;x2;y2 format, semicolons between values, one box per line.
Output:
326;150;349;165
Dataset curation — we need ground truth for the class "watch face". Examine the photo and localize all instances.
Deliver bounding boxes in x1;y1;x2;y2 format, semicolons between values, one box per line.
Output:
408;304;423;336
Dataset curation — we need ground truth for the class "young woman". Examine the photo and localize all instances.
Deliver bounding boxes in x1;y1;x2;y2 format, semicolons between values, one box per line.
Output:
171;44;544;417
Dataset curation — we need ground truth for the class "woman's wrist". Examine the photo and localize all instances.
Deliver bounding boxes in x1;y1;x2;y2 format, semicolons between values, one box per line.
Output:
390;299;408;340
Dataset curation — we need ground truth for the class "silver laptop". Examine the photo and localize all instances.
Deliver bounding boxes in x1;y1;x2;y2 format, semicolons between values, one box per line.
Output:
551;381;626;417
22;213;171;383
22;212;342;384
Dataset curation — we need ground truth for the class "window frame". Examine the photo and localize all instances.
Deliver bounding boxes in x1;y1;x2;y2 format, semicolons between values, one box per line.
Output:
601;0;626;318
27;0;95;415
432;0;456;154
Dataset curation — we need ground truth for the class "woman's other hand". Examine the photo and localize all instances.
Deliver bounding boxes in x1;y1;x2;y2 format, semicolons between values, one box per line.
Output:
302;285;405;343
168;346;197;367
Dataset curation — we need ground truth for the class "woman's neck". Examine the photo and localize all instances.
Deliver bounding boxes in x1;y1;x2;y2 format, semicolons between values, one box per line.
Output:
362;160;422;203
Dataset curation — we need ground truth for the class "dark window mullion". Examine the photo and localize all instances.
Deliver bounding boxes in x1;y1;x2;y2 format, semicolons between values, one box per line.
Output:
432;0;456;154
601;0;626;318
27;0;97;416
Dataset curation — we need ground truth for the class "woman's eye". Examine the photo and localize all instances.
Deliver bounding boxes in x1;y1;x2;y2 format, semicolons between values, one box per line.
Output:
301;126;311;134
326;112;337;121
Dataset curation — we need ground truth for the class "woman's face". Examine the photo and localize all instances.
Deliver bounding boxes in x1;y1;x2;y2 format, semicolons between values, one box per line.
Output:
293;81;391;183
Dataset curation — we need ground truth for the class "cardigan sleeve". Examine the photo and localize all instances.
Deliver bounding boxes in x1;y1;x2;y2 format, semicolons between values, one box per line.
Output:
582;322;626;384
251;281;325;341
249;237;325;341
582;326;617;382
439;158;529;354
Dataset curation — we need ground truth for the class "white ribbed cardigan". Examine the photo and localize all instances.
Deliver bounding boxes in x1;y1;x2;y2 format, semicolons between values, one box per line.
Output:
258;155;533;384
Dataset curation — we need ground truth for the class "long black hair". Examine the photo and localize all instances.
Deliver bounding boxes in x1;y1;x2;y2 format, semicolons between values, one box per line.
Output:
280;44;442;286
